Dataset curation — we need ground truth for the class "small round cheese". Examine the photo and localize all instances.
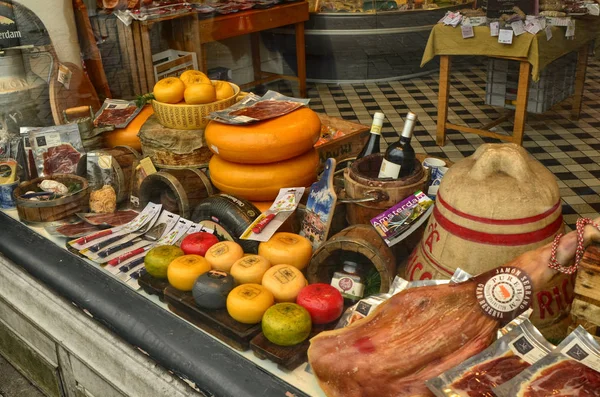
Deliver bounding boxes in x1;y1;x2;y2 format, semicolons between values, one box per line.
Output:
258;232;312;270
226;283;274;324
192;270;235;310
261;264;307;303
230;255;271;285
205;241;244;272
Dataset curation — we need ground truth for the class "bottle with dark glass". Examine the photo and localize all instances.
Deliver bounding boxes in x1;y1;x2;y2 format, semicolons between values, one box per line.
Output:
356;112;385;159
377;112;417;179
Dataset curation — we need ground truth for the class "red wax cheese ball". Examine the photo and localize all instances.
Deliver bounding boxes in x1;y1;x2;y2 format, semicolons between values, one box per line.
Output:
296;283;344;325
180;232;220;256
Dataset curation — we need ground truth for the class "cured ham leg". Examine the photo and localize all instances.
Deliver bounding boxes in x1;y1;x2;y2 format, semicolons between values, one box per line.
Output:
308;218;600;397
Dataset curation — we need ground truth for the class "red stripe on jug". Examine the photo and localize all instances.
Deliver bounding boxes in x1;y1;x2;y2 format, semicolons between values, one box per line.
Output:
437;193;561;226
433;206;563;246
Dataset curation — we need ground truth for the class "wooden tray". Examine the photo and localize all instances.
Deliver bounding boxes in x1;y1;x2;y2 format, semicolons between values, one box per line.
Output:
250;323;334;371
164;286;261;351
138;272;169;302
315;114;369;170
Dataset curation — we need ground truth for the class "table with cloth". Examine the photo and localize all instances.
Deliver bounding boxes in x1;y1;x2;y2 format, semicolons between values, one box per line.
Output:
421;20;600;146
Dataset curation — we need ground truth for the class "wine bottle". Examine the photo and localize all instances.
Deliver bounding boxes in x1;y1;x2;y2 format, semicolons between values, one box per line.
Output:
356;112;385;159
377;112;417;179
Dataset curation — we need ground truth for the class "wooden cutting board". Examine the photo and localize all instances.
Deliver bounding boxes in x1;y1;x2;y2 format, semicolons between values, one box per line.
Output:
250;323;335;371
164;286;261;351
138;272;169;302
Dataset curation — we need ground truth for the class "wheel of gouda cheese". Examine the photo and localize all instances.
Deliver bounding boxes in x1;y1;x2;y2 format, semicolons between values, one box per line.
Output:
230;255;272;285
261;264;307;303
226;283;274;324
205;241;244;272
258;232;312;271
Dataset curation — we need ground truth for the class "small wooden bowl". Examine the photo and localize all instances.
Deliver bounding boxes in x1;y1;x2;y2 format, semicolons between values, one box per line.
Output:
14;174;89;225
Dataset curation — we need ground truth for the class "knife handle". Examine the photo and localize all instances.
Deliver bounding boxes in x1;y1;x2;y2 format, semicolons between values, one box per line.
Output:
74;229;112;245
130;268;147;280
119;257;145;273
107;247;145;266
252;213;276;234
98;240;136;258
88;235;124;253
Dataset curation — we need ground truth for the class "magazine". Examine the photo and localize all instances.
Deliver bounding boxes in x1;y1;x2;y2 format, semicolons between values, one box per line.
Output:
370;191;434;247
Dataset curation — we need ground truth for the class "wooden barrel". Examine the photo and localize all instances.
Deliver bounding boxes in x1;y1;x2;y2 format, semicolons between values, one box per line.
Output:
14;174;89;224
139;168;214;219
404;143;568;340
76;146;141;204
139;115;213;169
343;153;428;225
307;224;396;294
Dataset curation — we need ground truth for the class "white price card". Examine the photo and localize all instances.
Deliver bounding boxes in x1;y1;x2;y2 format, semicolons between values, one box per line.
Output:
525;21;541;35
545;25;553;41
498;29;514;44
566;20;576;38
490;21;499;36
461;25;474;39
511;20;526;36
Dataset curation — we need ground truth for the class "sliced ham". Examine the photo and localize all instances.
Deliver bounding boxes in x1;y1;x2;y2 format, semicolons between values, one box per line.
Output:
517;359;600;397
308;218;600;397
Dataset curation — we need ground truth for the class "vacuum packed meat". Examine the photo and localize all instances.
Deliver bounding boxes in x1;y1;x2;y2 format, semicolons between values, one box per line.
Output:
517;359;600;397
43;144;81;175
308;217;600;397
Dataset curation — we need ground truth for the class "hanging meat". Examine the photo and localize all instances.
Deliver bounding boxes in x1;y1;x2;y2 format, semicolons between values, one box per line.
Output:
307;217;600;397
42;144;81;175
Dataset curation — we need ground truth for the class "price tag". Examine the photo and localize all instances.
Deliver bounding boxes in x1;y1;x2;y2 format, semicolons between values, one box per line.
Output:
490;21;500;36
525;20;541;35
511;20;526;36
498;29;514;44
566;20;576;38
461;25;475;39
545;25;553;41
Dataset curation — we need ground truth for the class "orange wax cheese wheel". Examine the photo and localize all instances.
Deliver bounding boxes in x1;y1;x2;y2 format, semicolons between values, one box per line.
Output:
209;149;319;202
258;232;312;271
261;264;307;303
230;255;271;285
204;107;321;164
205;241;244;272
250;201;272;213
227;283;275;324
167;254;212;291
103;105;154;152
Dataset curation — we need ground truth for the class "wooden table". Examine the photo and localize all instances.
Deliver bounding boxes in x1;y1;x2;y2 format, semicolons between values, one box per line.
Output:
421;23;599;146
119;2;308;97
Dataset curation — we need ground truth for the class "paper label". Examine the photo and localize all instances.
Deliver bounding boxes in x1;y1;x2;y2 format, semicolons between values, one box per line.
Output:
331;272;365;300
560;338;600;371
57;64;72;89
525;21;541;35
498;29;514;44
474;266;533;325
461;25;475;39
566;20;576;38
511;20;526;36
545;26;553;41
509;333;551;364
378;158;401;178
490;21;500;36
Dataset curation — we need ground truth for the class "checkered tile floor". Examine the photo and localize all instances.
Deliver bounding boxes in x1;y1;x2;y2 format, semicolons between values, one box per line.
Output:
264;58;600;231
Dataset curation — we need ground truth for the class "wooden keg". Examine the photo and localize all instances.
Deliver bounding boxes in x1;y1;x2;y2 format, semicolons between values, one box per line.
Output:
139;168;214;219
404;143;568;340
14;174;89;224
307;224;396;294
76;146;140;204
343;153;428;225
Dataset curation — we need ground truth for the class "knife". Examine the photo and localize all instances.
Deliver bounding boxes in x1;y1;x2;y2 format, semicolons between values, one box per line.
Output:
88;234;128;253
119;256;146;273
98;237;143;258
107;246;148;266
73;229;114;245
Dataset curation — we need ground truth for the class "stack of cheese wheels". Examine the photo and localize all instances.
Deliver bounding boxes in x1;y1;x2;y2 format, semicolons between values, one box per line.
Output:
205;108;321;201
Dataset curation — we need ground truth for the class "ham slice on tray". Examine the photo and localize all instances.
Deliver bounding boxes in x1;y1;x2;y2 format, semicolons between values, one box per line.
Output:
43;143;81;175
229;101;303;121
450;353;530;397
308;217;600;397
517;359;600;397
56;222;99;238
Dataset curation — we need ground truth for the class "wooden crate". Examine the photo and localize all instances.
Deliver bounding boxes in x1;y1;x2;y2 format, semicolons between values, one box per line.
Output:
315;114;370;170
569;244;600;343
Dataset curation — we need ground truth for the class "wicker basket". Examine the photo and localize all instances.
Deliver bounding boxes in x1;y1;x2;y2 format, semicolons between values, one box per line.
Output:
151;81;240;130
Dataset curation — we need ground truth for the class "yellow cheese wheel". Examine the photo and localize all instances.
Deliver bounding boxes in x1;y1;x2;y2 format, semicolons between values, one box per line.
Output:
261;264;307;303
167;255;212;291
230;255;272;285
258;232;312;271
227;284;275;324
205;107;321;164
205;241;244;272
103;105;154;152
209;149;319;202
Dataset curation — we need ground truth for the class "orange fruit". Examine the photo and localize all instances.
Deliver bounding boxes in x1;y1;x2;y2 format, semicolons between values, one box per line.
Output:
153;77;185;104
184;82;216;104
167;254;212;291
180;70;210;87
214;81;235;100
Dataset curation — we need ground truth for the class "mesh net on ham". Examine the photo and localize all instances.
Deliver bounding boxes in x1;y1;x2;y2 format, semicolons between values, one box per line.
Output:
307;220;600;397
